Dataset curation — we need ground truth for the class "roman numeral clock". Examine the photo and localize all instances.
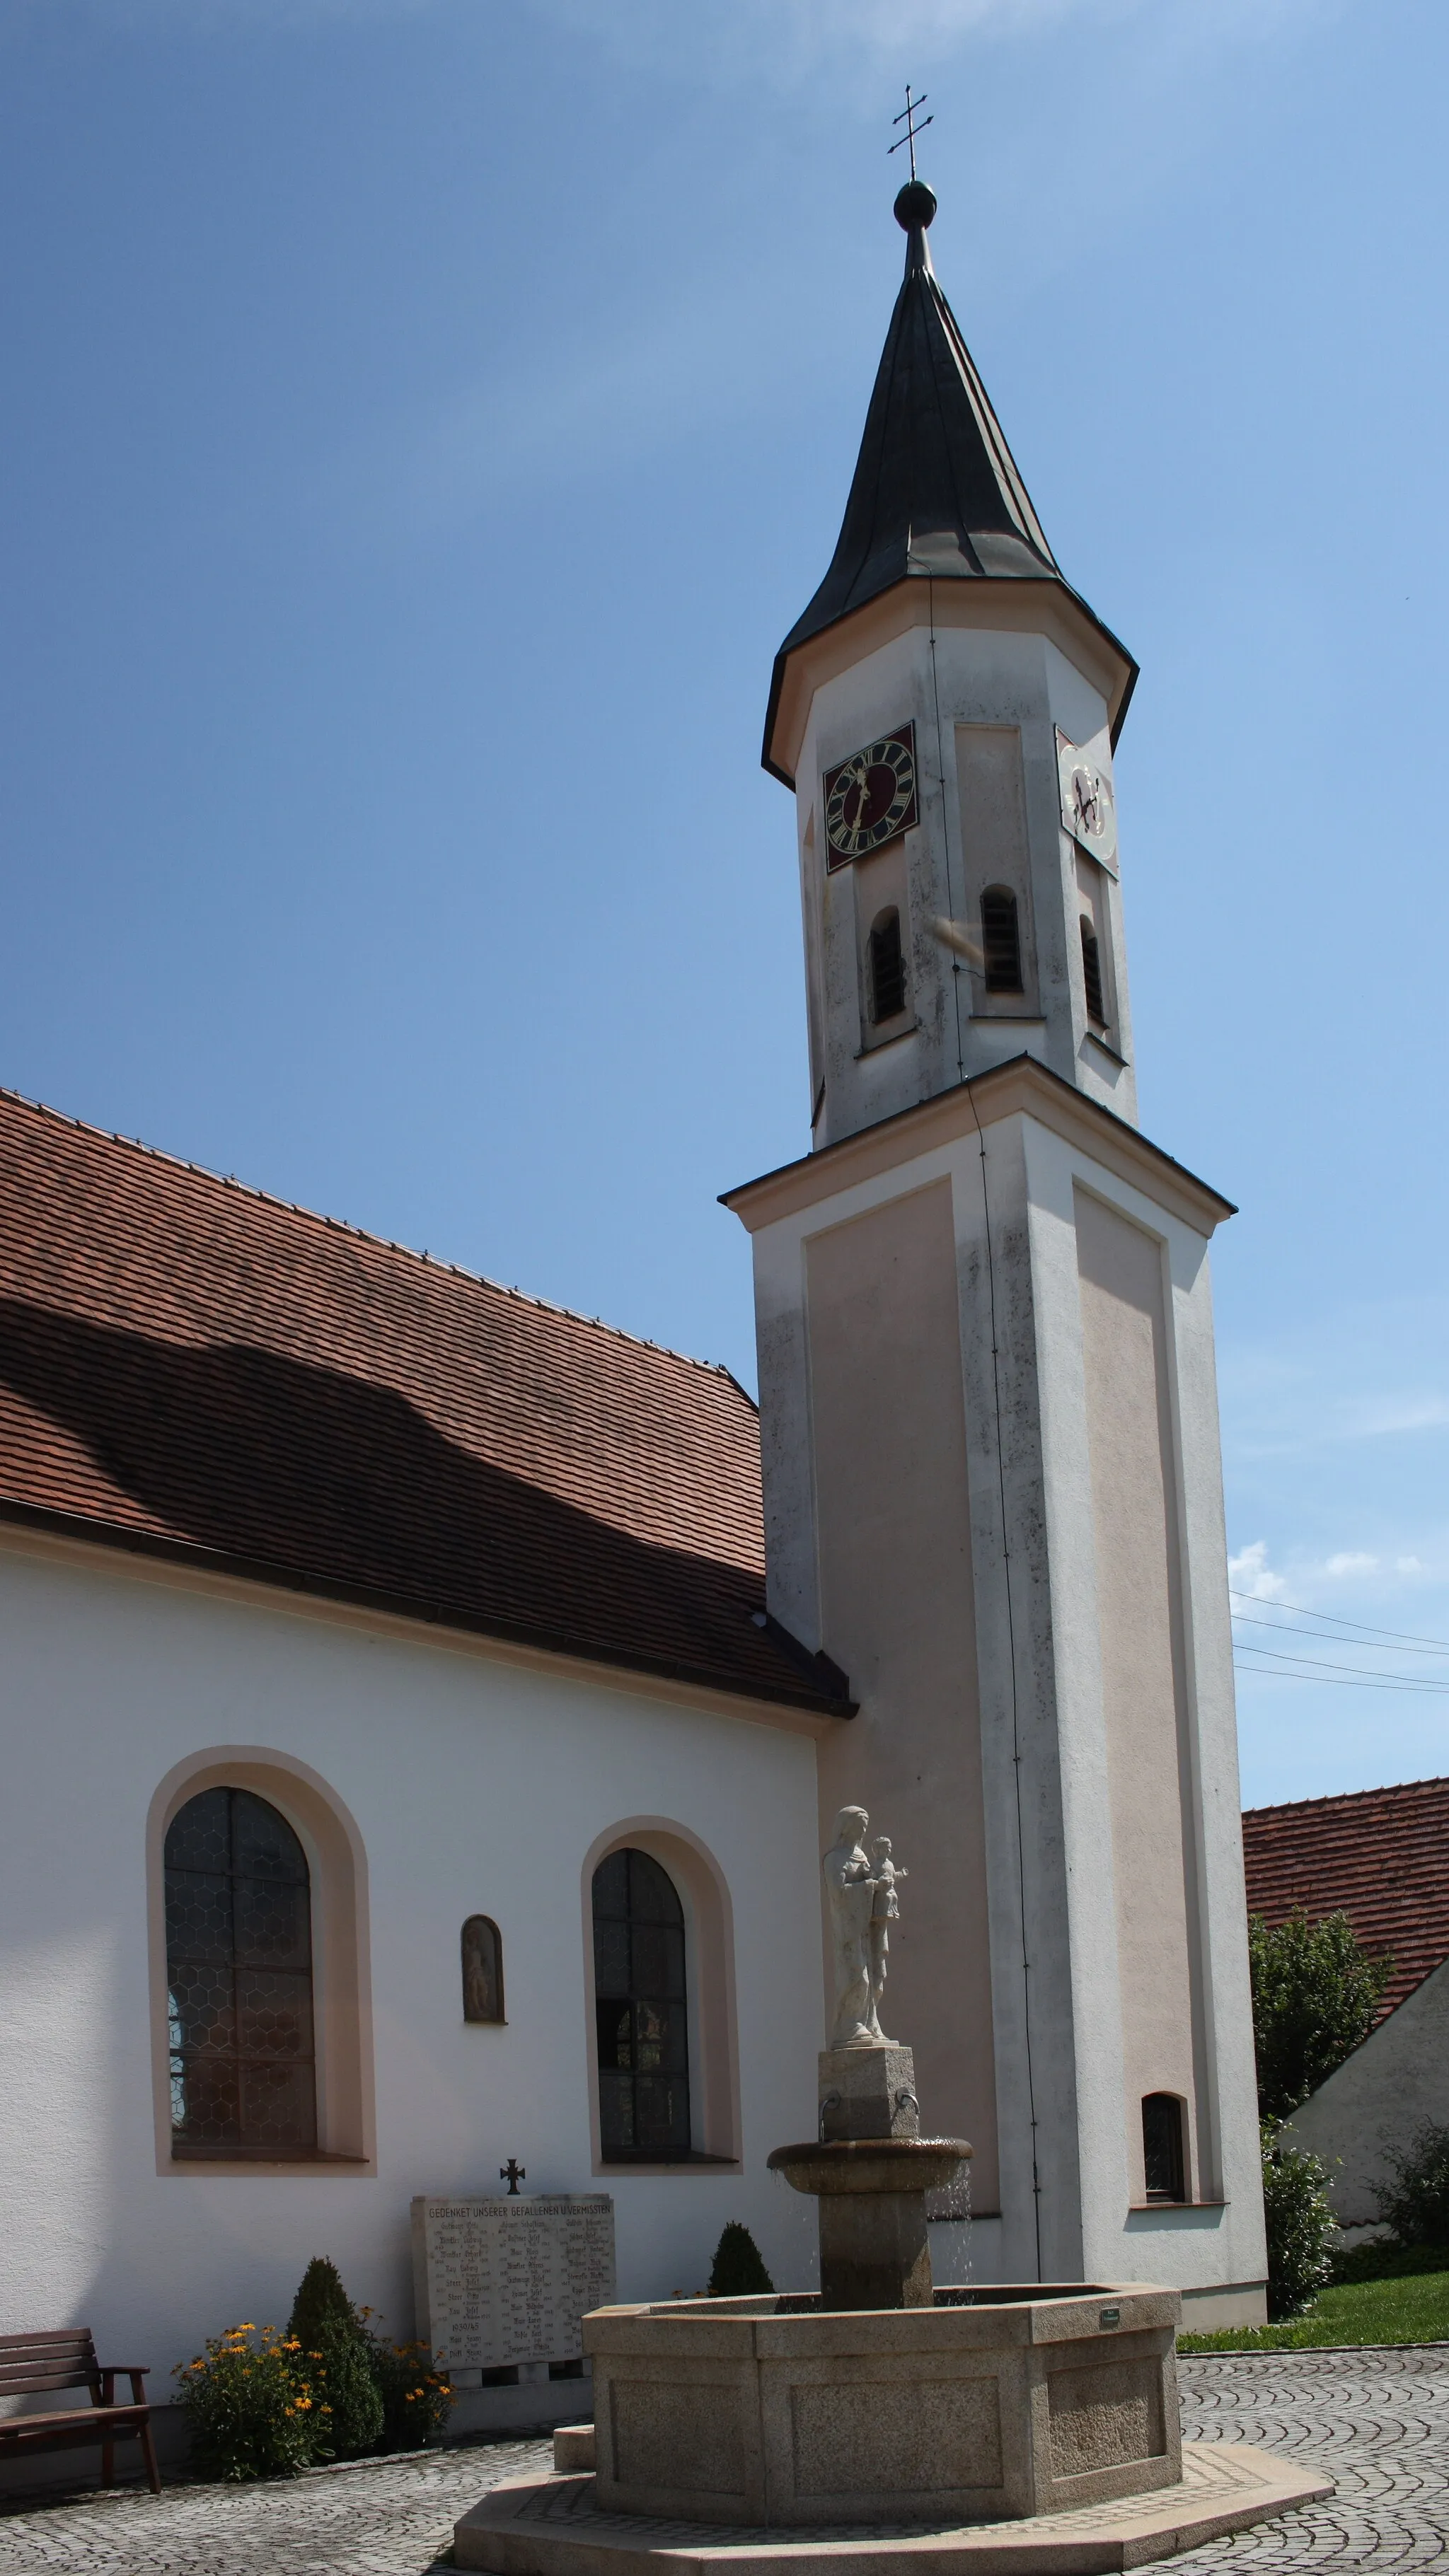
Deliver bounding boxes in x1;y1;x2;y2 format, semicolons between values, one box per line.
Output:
823;725;918;866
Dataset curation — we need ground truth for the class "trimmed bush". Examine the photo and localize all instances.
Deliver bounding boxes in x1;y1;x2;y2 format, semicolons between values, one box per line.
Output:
173;2324;323;2481
1262;2121;1336;2319
708;2222;774;2298
1371;2122;1449;2248
287;2258;384;2459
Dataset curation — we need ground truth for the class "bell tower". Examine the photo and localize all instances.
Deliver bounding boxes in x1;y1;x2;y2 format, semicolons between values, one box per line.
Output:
727;176;1268;2327
766;179;1138;1152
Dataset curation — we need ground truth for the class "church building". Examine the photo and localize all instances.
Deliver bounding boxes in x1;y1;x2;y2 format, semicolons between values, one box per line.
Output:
0;174;1266;2447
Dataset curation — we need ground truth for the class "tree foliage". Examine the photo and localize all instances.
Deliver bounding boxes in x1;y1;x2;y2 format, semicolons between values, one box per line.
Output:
1261;2122;1337;2319
1249;1908;1390;2120
1371;2121;1449;2247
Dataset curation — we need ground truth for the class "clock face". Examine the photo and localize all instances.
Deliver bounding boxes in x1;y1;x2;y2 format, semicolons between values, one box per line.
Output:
824;726;918;866
1056;729;1118;870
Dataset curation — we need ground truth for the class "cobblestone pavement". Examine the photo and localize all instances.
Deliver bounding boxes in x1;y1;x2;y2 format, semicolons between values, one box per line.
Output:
1172;2348;1449;2570
0;2349;1444;2575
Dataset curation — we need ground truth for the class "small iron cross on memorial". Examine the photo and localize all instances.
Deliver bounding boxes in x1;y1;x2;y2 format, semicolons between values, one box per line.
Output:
500;2158;526;2195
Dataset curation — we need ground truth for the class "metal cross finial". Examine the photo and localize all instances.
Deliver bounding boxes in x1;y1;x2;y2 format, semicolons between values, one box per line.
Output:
889;86;933;182
500;2158;526;2195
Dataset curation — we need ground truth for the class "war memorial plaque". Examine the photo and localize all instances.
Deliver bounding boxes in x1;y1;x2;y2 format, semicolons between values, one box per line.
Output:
412;2193;616;2369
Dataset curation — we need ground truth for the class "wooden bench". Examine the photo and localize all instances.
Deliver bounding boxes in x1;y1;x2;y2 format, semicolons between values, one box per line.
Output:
0;2329;161;2492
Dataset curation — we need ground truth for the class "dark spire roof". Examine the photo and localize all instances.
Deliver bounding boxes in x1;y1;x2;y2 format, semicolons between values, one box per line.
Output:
763;181;1136;780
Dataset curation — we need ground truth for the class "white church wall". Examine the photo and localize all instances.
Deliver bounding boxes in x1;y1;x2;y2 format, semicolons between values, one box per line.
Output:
0;1531;824;2398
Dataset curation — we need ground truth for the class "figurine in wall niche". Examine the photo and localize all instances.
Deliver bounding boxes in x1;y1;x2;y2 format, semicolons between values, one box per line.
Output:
868;1838;906;2043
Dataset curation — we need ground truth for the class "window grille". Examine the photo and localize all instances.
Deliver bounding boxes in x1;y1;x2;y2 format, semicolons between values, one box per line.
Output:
593;1847;691;2159
165;1787;316;2157
980;886;1023;993
869;910;906;1023
1142;2093;1186;2202
461;1915;505;2023
1080;919;1107;1027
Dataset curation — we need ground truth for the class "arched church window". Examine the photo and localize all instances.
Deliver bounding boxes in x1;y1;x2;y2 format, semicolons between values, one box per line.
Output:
165;1787;316;2157
461;1914;505;2023
1080;918;1107;1028
593;1847;691;2159
1142;2093;1186;2203
869;909;906;1023
980;886;1023;994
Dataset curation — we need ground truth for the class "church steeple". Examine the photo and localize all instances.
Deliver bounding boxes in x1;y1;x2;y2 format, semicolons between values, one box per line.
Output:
764;183;1134;786
763;182;1142;1149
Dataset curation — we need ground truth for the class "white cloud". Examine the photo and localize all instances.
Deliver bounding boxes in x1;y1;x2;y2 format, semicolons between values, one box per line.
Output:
1228;1541;1286;1602
1321;1551;1379;1580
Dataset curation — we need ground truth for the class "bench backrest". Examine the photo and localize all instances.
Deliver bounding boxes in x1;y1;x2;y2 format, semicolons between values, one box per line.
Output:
0;2330;102;2397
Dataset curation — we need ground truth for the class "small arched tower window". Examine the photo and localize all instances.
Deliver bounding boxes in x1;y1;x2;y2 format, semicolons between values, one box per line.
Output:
1142;2093;1186;2203
593;1847;691;2159
980;886;1023;994
461;1915;505;2024
868;909;907;1024
1080;917;1107;1028
165;1787;316;2157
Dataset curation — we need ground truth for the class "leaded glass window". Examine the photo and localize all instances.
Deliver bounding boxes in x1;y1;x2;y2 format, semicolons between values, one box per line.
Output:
593;1847;691;2159
166;1787;316;2157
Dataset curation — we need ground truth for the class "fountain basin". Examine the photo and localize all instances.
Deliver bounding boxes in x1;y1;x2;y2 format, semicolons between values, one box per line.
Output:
579;2282;1182;2526
768;2139;970;2195
767;2137;971;2309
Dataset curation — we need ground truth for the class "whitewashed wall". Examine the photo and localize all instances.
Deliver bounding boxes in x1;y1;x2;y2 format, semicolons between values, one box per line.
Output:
1286;1963;1449;2236
0;1534;824;2394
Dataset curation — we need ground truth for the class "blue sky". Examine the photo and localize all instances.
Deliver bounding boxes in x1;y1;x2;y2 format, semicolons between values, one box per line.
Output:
3;0;1447;1807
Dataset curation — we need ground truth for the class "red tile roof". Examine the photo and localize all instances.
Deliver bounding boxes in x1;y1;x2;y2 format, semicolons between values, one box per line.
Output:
0;1090;850;1716
1242;1777;1449;2022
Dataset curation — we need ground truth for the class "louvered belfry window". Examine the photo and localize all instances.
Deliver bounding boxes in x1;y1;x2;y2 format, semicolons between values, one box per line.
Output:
980;886;1023;994
166;1787;316;2156
1080;918;1108;1027
1142;2093;1186;2203
869;909;907;1023
593;1847;691;2158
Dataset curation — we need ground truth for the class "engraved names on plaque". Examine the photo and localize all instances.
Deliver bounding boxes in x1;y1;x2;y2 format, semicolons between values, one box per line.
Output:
412;2193;616;2369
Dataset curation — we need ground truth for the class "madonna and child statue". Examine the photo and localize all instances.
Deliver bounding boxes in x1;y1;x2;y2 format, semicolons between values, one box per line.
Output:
822;1803;908;2049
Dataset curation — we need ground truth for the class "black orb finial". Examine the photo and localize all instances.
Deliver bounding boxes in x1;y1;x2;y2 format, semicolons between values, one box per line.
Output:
894;178;937;233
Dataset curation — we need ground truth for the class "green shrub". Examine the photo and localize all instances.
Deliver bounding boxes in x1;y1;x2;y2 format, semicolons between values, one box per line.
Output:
708;2222;774;2297
1333;2237;1449;2285
363;2328;454;2449
1249;1910;1390;2120
288;2257;356;2352
287;2259;383;2459
1262;2121;1336;2319
1371;2122;1449;2246
173;2324;323;2481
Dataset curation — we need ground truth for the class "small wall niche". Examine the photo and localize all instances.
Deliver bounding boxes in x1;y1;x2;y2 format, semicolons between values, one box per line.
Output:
461;1915;506;2024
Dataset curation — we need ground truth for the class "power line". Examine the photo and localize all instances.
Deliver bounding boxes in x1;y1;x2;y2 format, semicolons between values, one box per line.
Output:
1234;1652;1449;1696
1231;1607;1449;1661
1228;1586;1449;1654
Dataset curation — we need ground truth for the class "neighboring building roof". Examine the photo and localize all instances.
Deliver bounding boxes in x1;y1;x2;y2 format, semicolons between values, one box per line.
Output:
1242;1777;1449;2023
762;183;1138;781
0;1089;851;1716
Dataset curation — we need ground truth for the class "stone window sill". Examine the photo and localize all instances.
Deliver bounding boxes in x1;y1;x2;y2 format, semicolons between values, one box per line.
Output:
1127;2199;1229;2212
596;2152;741;2176
170;2149;371;2173
1084;1028;1128;1067
854;1019;918;1060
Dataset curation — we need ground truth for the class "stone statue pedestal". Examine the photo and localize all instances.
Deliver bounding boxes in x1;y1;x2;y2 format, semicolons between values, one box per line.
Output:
818;2043;918;2142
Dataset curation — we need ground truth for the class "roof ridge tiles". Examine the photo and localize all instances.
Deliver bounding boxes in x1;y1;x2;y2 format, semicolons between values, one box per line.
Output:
0;1083;732;1382
1245;1775;1449;1821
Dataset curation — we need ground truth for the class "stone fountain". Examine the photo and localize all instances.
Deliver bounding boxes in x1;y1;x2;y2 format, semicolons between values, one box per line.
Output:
454;1809;1330;2572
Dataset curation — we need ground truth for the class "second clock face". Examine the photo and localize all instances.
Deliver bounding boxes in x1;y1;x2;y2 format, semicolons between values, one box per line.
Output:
824;725;918;866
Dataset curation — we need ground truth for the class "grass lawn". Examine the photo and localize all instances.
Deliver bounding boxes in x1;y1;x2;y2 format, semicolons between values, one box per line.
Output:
1180;2255;1449;2352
